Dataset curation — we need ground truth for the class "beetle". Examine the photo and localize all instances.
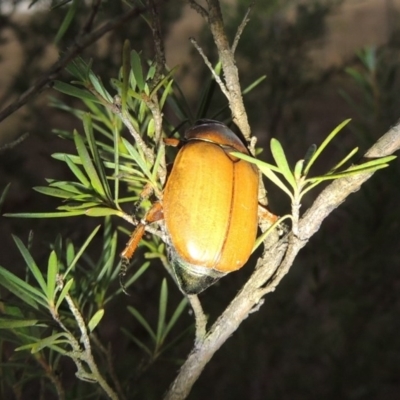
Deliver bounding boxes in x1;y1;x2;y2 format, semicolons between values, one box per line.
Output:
121;119;260;294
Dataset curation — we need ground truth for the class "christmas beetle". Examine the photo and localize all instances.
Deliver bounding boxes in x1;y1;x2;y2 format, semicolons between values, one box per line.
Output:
121;120;260;294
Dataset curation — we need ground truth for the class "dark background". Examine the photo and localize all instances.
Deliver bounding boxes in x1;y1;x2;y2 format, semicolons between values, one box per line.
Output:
1;1;400;399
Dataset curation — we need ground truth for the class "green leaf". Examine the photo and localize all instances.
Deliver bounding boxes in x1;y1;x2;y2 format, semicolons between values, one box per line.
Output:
73;130;106;198
303;119;351;176
122;40;131;110
85;207;124;217
13;236;47;295
4;211;87;218
242;75;267;95
54;0;79;44
162;298;188;341
88;309;104;332
55;278;74;311
64;225;101;278
33;186;74;199
0;266;47;308
329;147;359;173
53;81;100;103
0;317;39;329
258;164;294;200
270;138;296;189
0;182;11;212
156;279;168;346
64;155;91;187
46;251;58;303
122;328;152;356
127;306;156;342
83;114;112;200
131;50;144;91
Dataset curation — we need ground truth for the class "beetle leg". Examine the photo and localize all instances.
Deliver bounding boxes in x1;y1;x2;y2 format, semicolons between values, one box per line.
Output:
164;137;181;147
258;205;279;231
132;182;154;214
120;202;164;293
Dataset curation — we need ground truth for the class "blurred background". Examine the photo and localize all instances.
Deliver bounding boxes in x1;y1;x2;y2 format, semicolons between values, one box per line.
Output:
1;0;400;399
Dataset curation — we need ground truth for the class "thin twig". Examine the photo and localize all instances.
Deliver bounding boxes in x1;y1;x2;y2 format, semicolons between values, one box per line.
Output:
187;295;207;344
231;1;255;54
189;37;230;99
188;0;208;18
65;293;119;400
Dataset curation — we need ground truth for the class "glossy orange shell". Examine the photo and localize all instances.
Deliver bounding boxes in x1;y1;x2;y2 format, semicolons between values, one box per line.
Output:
163;130;259;274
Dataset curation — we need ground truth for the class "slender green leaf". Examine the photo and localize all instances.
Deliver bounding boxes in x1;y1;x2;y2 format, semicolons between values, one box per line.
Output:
85;207;123;217
270;138;296;189
122;40;131;110
162;298;188;341
303;119;351;176
0;317;39;329
54;0;79;44
55;278;74;311
258;164;294;200
33;186;75;199
306;164;389;182
0;266;47;308
156;279;168;346
329;147;359;173
242;75;267;95
46;251;58;303
122;328;152;356
64;155;90;187
4;211;87;218
53;81;99;103
13;236;47;294
64;225;101;278
131;50;144;91
346;155;396;171
88;309;104;332
73;130;106;198
0;182;11;212
127;306;156;342
89;73;113;102
82;115;112;200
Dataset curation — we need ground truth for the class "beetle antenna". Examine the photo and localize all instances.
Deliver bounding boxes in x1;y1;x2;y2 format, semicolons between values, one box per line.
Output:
119;257;131;296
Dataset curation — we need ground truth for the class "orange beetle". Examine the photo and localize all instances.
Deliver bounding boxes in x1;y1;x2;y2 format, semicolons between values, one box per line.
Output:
121;120;259;294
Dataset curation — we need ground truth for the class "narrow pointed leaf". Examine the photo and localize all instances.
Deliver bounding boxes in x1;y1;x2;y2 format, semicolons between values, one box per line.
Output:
0;182;11;212
303;119;351;176
122;328;152;356
53;81;99;103
88;309;104;332
156;279;168;345
85;207;123;217
64;155;90;187
13;236;47;294
127;306;156;341
162;298;188;341
55;278;74;311
330;147;359;173
0;317;39;329
0;266;47;307
4;211;87;218
83;114;112;201
46;251;58;303
64;225;101;277
258;165;294;200
270;138;296;189
131;50;144;91
73;130;105;198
